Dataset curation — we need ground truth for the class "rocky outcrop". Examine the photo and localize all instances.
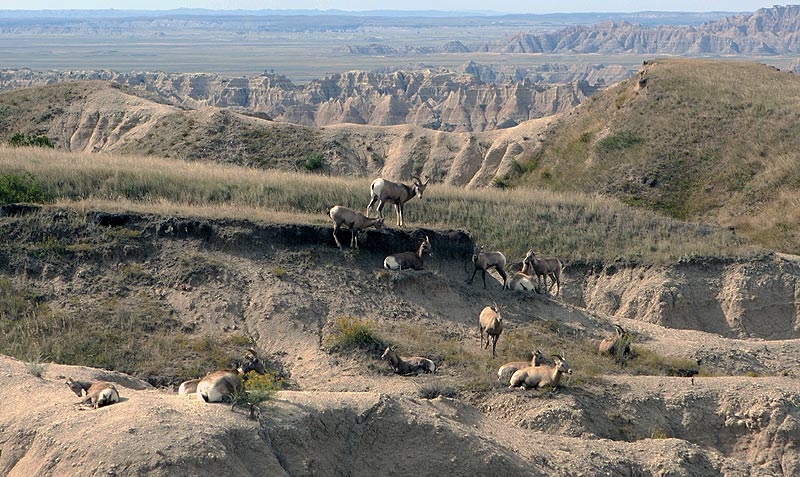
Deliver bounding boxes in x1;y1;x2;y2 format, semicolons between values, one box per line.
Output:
493;6;800;55
0;66;611;132
569;253;800;340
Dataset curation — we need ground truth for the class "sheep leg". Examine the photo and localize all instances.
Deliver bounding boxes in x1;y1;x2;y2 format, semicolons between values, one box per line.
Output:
491;335;498;358
332;224;343;249
395;203;403;227
497;268;507;289
482;269;487;289
468;266;480;284
351;229;358;249
366;196;379;217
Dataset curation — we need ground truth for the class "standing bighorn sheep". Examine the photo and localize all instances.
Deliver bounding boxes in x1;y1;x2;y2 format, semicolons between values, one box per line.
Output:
381;346;436;375
497;349;544;385
179;348;265;403
599;324;633;362
505;249;537;291
468;245;508;289
384;235;432;270
366;176;429;227
66;378;120;409
328;205;384;250
529;251;563;296
508;354;572;390
479;303;504;358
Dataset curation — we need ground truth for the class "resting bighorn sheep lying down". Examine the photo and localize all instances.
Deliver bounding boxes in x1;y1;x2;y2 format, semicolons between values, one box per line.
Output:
179;348;265;402
599;324;633;361
529;251;563;295
497;349;545;385
508;354;572;390
505;249;536;291
479;303;504;358
384;235;432;270
366;176;429;227
328;205;384;250
381;346;436;375
66;378;120;409
469;245;508;289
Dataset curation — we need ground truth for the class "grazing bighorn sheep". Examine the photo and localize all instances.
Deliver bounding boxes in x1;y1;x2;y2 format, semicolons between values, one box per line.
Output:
328;205;384;250
468;245;508;289
505;249;537;291
366;176;429;227
65;378;120;409
508;354;572;390
479;303;504;358
497;349;544;385
529;251;563;295
599;324;633;362
384;235;432;270
179;348;265;402
381;346;436;375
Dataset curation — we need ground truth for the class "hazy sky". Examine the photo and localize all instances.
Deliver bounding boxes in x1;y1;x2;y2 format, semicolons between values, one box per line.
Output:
3;1;784;14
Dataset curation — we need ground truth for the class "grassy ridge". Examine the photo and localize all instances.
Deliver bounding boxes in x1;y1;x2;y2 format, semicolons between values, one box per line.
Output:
0;145;751;264
513;58;800;254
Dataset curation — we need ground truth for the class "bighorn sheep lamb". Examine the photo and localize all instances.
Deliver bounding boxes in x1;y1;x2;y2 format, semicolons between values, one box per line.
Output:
66;378;120;409
468;245;508;289
383;235;432;270
479;303;504;358
328;205;384;250
381;346;436;375
530;251;563;295
508;354;572;390
179;348;265;402
497;349;545;385
599;324;633;362
505;249;537;291
366;176;429;227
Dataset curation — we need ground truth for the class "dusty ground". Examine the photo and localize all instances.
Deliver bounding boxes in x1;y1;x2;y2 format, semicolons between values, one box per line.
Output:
0;210;799;476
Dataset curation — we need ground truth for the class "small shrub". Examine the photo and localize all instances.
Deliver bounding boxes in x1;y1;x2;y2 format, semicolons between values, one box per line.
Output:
231;370;280;419
418;383;458;399
8;132;54;148
25;360;46;378
272;267;287;278
303;152;324;171
0;173;47;204
325;316;387;355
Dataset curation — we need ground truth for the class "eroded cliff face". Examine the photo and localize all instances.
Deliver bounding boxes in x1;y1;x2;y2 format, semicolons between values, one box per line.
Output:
0;68;602;132
570;253;800;340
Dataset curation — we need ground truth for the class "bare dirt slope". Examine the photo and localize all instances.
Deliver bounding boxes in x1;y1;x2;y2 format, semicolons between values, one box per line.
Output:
0;208;799;476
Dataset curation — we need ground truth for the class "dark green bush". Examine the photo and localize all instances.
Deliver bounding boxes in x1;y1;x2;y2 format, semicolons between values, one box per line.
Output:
0;173;46;204
9;132;54;148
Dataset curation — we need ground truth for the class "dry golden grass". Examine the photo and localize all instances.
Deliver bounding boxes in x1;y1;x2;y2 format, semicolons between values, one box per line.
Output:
513;58;800;255
0;144;754;264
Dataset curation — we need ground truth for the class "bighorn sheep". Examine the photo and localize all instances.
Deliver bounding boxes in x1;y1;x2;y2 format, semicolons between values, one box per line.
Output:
468;245;508;289
178;378;199;396
381;346;436;375
179;348;265;402
384;235;432;270
497;349;544;385
508;354;572;390
505;249;537;291
328;205;384;250
65;378;120;409
366;176;429;227
599;324;633;362
530;251;563;295
479;303;504;358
